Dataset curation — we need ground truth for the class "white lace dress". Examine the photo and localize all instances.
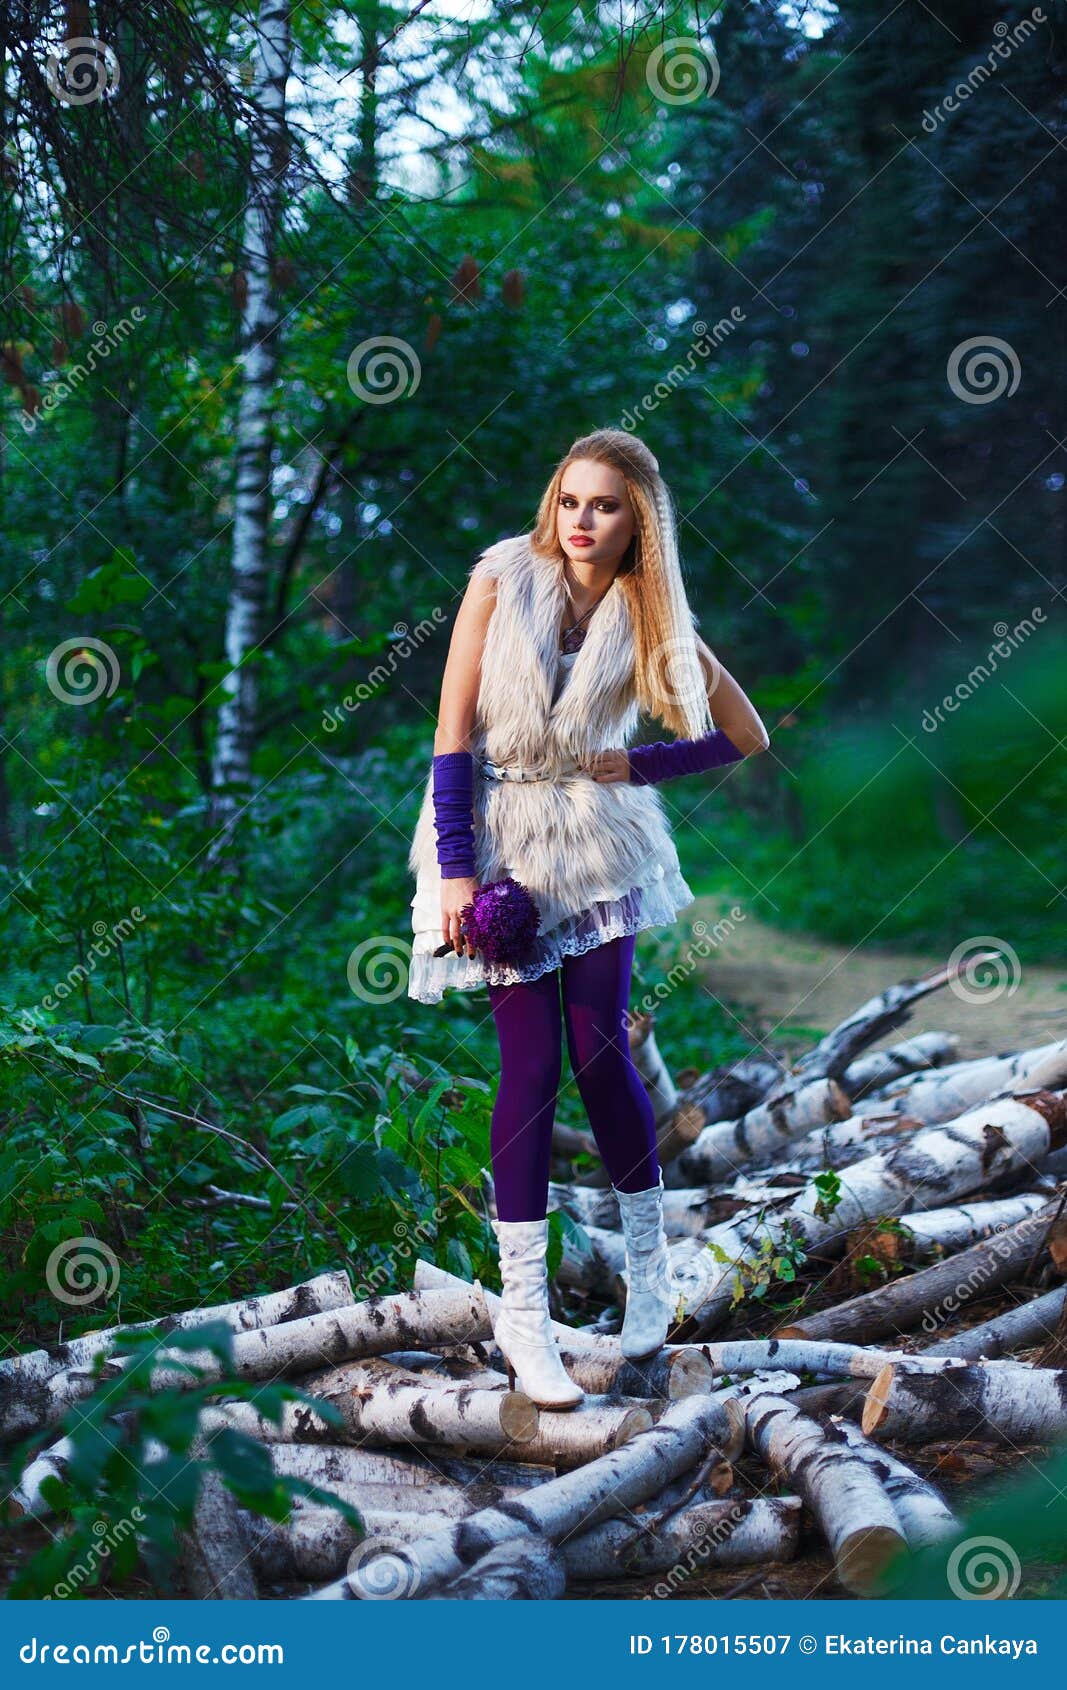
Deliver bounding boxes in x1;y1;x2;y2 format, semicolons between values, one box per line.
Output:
406;647;695;1004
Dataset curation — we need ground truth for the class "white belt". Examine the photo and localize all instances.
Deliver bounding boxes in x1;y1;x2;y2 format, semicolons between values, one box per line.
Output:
478;756;585;782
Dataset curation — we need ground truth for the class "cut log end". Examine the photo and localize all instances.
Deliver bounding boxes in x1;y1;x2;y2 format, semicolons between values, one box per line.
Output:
498;1393;539;1442
861;1362;896;1437
837;1523;908;1596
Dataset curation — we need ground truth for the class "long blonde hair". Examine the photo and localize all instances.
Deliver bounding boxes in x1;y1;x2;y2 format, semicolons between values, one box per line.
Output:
529;428;714;740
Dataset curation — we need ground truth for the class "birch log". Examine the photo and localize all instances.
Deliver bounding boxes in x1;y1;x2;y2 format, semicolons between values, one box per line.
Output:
0;1269;354;1400
175;1436;259;1600
841;1033;958;1100
863;1359;1067;1443
303;1391;745;1599
1;1286;492;1440
672;1077;852;1185
697;1338;967;1381
861;1039;1067;1115
238;1502;466;1584
825;1418;959;1549
560;1496;802;1582
922;1286;1067;1361
670;1092;1067;1339
775;1193;1063;1346
431;1535;567;1600
298;1356;538;1449
885;1192;1048;1261
743;1390;908;1594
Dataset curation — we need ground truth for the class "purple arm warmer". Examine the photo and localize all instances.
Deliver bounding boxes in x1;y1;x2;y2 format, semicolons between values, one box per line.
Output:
627;728;747;785
432;751;477;878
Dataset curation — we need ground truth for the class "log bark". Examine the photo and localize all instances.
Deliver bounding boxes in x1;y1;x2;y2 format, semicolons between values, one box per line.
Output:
560;1495;802;1582
842;1033;958;1100
825;1417;959;1549
672;1077;852;1185
923;1285;1067;1362
862;1038;1067;1115
175;1436;259;1599
775;1193;1063;1346
862;1359;1067;1443
697;1338;967;1381
742;1390;908;1594
298;1355;539;1450
2;1286;491;1440
431;1534;567;1599
671;1093;1067;1339
303;1391;745;1599
0;1269;354;1397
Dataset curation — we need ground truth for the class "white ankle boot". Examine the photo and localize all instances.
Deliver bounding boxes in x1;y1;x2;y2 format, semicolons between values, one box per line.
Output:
614;1172;678;1361
490;1217;584;1410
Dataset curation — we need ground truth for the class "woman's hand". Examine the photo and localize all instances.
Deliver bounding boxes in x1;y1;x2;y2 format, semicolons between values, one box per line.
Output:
582;748;631;783
441;876;480;958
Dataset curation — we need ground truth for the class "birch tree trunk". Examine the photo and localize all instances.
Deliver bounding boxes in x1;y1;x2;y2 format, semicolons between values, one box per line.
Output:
209;0;293;846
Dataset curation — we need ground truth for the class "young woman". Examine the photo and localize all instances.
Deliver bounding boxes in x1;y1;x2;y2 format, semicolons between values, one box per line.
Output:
406;428;769;1408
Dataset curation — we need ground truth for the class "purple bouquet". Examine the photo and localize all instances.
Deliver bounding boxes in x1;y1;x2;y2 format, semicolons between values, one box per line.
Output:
433;875;542;964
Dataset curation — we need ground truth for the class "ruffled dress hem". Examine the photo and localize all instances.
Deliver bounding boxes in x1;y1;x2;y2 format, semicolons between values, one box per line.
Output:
406;863;694;1005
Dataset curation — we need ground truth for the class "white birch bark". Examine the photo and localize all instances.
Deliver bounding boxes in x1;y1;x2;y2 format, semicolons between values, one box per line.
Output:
673;1076;852;1184
303;1391;745;1599
2;1286;491;1439
826;1417;959;1549
842;1032;958;1099
209;0;293;838
0;1268;353;1396
669;1092;1067;1337
922;1285;1067;1361
863;1358;1067;1443
560;1495;802;1581
743;1389;907;1594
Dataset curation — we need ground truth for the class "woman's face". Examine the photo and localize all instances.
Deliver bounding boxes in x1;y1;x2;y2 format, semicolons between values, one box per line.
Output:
556;457;635;569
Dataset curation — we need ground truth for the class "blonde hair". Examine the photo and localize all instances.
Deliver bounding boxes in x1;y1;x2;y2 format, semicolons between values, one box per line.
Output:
529;428;714;740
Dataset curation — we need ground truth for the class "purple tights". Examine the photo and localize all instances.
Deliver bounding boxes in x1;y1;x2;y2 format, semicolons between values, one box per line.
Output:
486;933;659;1221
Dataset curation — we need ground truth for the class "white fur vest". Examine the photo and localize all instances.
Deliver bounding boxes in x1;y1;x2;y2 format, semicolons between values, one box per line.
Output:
407;533;685;933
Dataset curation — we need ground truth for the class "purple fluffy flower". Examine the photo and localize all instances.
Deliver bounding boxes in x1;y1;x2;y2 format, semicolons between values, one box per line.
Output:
461;876;541;963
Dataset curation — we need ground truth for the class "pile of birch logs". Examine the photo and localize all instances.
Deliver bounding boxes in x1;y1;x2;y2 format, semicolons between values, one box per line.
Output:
4;958;1066;1600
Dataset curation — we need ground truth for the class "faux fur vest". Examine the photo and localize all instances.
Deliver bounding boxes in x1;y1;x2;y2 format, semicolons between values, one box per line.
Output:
407;534;684;931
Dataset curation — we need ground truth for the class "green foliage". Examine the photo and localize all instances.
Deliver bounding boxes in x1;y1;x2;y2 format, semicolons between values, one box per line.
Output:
703;1218;809;1311
1;1323;362;1600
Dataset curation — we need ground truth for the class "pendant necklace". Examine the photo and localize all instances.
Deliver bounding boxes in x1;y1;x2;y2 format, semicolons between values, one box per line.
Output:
561;582;612;655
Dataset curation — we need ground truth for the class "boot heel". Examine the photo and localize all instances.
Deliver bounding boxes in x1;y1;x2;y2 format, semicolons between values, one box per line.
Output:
505;1359;516;1391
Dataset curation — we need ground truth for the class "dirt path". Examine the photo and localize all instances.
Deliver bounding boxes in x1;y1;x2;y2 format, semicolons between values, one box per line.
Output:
683;894;1067;1063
